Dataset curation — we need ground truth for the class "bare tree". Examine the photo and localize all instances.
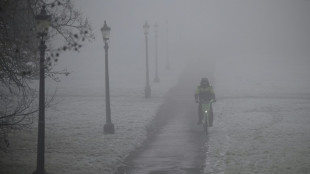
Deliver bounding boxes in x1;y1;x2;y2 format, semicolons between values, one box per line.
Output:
0;0;94;150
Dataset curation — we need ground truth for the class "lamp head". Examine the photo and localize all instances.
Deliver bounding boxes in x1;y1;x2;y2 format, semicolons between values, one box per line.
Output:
143;21;150;35
101;21;111;41
35;5;51;37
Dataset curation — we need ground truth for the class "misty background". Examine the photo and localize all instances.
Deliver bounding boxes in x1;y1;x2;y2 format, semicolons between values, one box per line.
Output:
49;0;310;97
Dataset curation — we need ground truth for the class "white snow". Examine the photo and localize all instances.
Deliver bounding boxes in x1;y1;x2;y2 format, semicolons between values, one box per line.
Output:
204;54;310;174
0;66;182;174
205;96;310;174
1;57;310;174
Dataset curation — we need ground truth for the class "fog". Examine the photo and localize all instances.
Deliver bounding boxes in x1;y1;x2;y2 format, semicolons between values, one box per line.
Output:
3;1;310;173
52;0;310;96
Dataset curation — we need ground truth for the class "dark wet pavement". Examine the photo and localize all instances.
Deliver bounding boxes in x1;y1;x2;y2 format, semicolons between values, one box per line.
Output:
123;78;208;174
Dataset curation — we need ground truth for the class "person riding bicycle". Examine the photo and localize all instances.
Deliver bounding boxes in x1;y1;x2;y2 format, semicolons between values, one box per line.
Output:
195;78;216;125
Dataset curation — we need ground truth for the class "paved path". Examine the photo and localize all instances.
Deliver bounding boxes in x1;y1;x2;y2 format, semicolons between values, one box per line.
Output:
123;77;208;174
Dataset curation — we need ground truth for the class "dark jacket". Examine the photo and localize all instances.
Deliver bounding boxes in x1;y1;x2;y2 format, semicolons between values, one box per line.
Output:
195;85;215;102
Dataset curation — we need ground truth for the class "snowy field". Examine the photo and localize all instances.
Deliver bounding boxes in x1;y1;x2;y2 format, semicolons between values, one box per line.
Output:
205;95;310;174
1;53;310;174
203;55;310;174
0;66;182;174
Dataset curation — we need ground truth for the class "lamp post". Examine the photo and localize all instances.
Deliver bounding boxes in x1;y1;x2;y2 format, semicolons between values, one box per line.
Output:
153;23;160;83
101;21;115;134
165;21;170;70
33;5;50;174
143;21;151;98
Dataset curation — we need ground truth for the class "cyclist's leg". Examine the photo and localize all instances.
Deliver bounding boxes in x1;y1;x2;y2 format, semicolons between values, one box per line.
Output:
209;104;213;126
198;103;202;124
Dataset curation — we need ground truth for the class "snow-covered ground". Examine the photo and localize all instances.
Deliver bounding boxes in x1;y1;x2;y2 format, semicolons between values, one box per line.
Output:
0;65;183;174
205;95;310;174
1;52;310;174
204;55;310;174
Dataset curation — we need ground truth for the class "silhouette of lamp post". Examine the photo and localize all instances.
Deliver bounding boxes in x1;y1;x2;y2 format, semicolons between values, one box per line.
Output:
165;21;170;70
153;23;160;83
33;5;50;174
143;21;151;98
101;21;115;134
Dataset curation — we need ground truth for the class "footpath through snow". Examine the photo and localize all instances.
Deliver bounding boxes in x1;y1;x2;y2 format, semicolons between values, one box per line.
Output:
1;56;310;174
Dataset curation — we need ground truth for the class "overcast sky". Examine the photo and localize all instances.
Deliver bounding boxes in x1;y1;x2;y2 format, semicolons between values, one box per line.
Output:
51;0;310;95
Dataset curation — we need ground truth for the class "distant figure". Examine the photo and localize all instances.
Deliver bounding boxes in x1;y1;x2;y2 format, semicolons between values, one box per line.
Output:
195;78;216;125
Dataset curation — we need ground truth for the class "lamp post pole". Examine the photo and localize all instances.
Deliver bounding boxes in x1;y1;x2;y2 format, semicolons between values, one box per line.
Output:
143;21;151;98
33;38;47;174
154;23;160;83
33;5;50;174
165;21;170;70
101;21;114;134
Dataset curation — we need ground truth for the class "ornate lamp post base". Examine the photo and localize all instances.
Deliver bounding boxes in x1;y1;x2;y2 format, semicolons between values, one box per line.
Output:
154;77;160;83
33;169;46;174
145;85;151;98
104;123;115;134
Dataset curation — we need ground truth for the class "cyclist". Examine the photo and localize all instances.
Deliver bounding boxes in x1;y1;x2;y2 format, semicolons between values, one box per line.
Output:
195;78;216;125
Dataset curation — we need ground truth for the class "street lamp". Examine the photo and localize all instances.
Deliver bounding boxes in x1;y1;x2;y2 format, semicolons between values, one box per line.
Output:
33;5;50;174
153;23;160;83
101;21;115;134
143;21;151;98
165;21;170;70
